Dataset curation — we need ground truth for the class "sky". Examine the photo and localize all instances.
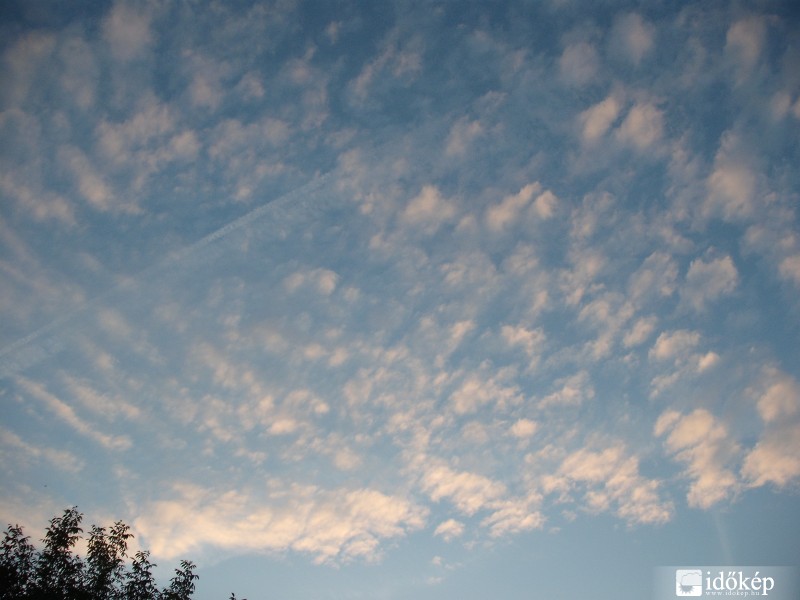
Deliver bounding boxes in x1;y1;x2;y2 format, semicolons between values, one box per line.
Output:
1;1;799;599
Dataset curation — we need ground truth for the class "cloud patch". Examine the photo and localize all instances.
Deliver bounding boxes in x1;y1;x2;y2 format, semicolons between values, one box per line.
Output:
102;1;153;61
655;409;740;509
135;482;427;563
547;444;672;525
578;94;621;144
609;13;655;65
742;369;800;488
615;102;664;150
402;185;457;233
680;253;738;312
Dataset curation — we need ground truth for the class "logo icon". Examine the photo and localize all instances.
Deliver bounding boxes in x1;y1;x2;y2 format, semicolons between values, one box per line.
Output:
676;569;703;596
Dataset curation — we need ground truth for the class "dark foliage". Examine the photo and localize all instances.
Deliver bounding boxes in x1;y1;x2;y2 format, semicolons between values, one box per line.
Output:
0;508;243;600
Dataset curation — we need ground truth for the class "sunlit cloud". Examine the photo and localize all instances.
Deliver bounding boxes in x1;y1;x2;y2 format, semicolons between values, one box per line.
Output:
655;409;740;509
1;3;798;595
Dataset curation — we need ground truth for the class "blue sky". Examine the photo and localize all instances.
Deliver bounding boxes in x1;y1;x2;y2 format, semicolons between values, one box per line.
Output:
1;1;799;598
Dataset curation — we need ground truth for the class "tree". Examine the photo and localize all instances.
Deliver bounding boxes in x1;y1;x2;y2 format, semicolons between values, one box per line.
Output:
161;561;199;600
32;506;84;600
122;551;159;600
0;508;245;600
0;525;35;600
85;521;132;600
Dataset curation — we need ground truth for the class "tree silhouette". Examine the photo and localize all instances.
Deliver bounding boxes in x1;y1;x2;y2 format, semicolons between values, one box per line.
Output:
33;506;84;599
85;521;132;600
122;551;159;600
0;508;244;600
0;525;35;599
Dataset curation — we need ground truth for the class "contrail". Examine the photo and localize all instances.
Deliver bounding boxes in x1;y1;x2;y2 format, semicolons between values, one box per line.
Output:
0;170;337;379
159;170;336;268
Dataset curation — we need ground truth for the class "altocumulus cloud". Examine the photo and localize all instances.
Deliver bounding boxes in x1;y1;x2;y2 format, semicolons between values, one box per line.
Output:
0;4;799;594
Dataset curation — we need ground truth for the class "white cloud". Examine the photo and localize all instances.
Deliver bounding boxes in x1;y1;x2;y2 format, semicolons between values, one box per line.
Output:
170;130;200;158
3;3;799;575
58;36;98;109
576;293;635;359
190;72;223;111
579;95;620;144
283;268;339;296
655;409;740;509
778;255;800;286
649;330;700;362
57;146;114;212
567;190;615;243
623;316;657;348
458;421;486;445
480;497;544;537
315;270;339;295
333;447;362;471
16;377;131;451
532;190;558;219
402;185;457;232
235;71;265;100
188;342;253;393
102;1;152;61
553;445;672;524
1;32;56;107
769;91;793;120
0;169;75;225
97;97;174;157
770;92;800;122
753;369;800;424
421;464;506;516
510;418;538;439
97;307;134;338
349;30;423;101
680;253;738;311
648;332;720;395
63;376;141;421
725;16;766;83
445;118;484;157
741;426;800;489
628;252;678;306
325;21;342;44
433;518;464;541
94;95;203;193
440;250;498;289
609;13;655;65
559;446;622;484
209;117;290;160
450;373;522;415
502;324;546;368
615;103;663;150
449;320;475;349
704;133;759;221
741;369;800;488
706;163;756;221
696;352;720;373
268;417;300;436
284;389;329;417
486;183;558;231
0;427;84;473
486;183;540;231
421;462;544;537
559;42;599;86
539;371;594;408
135;482;427;563
559;247;605;306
